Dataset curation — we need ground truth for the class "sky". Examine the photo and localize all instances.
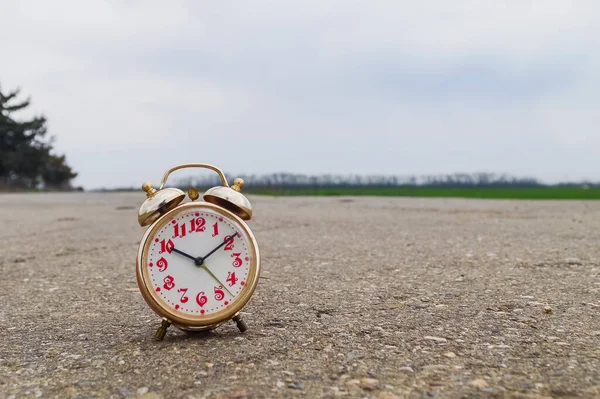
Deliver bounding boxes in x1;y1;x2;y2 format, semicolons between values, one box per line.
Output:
2;1;599;190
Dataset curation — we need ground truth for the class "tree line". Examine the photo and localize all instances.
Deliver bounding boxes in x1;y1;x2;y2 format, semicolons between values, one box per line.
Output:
0;83;78;191
172;172;598;190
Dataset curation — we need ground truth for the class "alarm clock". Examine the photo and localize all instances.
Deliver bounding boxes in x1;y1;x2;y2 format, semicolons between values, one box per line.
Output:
135;163;261;340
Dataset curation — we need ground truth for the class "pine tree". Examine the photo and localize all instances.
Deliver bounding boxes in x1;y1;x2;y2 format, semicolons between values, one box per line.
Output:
0;83;78;190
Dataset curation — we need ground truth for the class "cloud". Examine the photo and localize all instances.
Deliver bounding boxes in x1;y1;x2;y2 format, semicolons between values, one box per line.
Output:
1;0;599;188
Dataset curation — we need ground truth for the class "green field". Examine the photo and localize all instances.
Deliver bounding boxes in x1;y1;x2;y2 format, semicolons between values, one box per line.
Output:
243;187;600;200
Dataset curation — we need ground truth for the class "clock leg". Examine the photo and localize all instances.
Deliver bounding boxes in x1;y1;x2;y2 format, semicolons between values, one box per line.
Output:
232;314;247;333
154;318;172;341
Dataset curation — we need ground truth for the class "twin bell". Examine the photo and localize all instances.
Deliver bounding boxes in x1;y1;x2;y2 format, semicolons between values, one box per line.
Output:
137;163;252;227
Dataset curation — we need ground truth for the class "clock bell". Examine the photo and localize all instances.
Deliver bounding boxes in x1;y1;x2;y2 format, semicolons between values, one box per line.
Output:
137;163;253;227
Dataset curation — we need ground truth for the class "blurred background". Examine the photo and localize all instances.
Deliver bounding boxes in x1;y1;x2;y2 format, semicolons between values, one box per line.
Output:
1;1;599;199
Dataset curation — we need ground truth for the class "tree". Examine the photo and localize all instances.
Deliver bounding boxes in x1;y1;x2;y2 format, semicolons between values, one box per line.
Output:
0;83;77;191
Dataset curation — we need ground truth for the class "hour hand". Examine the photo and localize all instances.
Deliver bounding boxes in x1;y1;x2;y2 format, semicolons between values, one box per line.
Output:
171;247;197;263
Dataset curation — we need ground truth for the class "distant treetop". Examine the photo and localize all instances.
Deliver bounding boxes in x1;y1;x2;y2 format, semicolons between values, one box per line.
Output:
0;82;78;191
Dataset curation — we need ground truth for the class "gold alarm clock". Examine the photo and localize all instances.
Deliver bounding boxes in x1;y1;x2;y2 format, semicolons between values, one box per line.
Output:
135;163;261;340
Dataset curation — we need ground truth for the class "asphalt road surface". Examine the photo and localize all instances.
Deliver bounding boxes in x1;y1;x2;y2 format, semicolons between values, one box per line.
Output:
1;192;599;399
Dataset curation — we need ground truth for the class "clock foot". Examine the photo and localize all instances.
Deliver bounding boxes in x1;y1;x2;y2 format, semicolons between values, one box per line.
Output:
154;318;171;341
232;314;247;333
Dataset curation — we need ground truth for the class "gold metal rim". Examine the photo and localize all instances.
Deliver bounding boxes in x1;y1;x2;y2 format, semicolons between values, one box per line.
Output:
136;201;261;328
158;163;229;190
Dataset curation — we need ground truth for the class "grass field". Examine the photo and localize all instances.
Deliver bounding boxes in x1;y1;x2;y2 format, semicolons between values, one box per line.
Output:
243;186;600;200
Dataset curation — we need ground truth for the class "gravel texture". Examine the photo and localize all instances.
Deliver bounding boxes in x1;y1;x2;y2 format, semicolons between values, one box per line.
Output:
0;192;599;399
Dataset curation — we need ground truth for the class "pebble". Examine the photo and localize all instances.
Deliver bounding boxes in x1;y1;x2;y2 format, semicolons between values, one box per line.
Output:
443;352;456;358
469;379;489;388
288;382;304;390
487;344;510;349
527;301;544;306
276;380;285;388
194;380;202;385
422;365;447;371
544;306;553;313
230;390;248;399
424;336;447;343
360;378;379;391
282;370;294;376
399;366;414;373
565;257;582;265
137;387;149;395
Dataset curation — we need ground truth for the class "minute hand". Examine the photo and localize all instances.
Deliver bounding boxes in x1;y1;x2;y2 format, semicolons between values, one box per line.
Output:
200;264;234;297
201;232;238;261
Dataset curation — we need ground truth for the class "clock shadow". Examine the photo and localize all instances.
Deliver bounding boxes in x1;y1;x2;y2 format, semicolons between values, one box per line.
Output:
166;327;246;343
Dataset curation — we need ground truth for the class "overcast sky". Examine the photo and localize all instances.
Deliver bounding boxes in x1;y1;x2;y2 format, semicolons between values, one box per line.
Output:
2;1;599;189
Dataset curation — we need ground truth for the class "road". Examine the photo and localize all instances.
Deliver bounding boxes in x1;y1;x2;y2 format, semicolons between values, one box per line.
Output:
1;192;599;398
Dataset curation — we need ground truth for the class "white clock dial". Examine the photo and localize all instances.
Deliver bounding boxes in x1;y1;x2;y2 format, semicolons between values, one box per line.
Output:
138;202;259;325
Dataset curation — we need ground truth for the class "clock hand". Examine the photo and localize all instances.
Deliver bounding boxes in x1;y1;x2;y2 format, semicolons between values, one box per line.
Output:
172;246;233;296
199;264;234;297
171;247;197;263
201;233;239;261
196;233;238;298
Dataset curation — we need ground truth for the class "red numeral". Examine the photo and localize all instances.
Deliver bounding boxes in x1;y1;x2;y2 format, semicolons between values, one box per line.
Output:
190;217;206;233
224;235;235;251
173;223;187;238
196;292;207;307
226;271;238;287
163;275;175;290
232;253;242;267
156;257;168;272
160;239;174;254
212;222;219;237
214;286;225;301
177;287;189;303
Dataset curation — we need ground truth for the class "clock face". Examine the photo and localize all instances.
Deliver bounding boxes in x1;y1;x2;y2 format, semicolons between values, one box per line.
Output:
137;202;260;326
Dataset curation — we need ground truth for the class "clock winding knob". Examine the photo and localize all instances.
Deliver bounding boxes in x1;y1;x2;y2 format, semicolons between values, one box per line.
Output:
232;178;244;192
142;182;157;198
188;187;200;201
